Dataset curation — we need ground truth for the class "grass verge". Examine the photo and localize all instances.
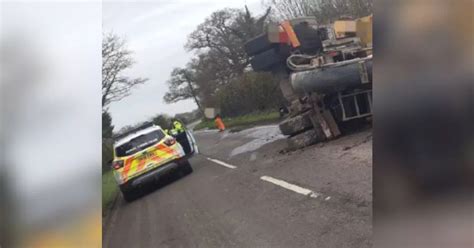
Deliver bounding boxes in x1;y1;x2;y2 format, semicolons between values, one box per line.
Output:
195;111;280;131
102;170;118;216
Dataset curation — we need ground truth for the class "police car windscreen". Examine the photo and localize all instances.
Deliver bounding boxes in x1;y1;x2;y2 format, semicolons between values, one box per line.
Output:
115;130;165;157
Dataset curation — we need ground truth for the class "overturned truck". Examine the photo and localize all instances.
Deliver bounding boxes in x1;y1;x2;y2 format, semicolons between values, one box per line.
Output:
244;16;373;149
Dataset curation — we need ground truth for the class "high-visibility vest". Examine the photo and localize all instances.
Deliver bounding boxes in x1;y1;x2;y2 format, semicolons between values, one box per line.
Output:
173;121;185;133
170;129;178;136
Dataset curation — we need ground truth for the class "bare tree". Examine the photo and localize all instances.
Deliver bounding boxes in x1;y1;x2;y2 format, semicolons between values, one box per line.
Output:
163;6;273;111
191;51;233;105
264;0;372;23
186;6;271;75
265;0;316;21
163;66;203;113
102;32;148;108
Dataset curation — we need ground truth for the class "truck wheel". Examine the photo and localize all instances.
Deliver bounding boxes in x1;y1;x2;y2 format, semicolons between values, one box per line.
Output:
279;111;313;136
250;48;284;72
244;33;274;56
287;128;325;150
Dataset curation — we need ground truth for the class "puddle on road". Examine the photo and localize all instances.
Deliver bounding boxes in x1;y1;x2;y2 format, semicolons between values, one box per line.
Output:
230;125;286;157
249;152;258;161
194;129;220;134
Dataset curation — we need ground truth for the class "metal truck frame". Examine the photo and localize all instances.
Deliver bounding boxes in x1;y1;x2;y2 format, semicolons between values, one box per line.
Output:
244;16;373;149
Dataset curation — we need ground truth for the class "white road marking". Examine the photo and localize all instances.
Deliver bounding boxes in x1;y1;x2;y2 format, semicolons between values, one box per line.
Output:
260;176;321;198
206;157;237;169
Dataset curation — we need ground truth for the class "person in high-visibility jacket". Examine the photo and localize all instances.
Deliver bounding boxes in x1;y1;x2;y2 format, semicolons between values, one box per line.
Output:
214;114;225;132
172;120;185;134
171;119;192;154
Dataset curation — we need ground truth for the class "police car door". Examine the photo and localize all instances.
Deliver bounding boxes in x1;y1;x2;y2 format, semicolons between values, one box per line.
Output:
185;130;199;156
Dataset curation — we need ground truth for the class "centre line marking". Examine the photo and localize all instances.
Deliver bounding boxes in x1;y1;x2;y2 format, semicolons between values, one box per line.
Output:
206;157;237;169
260;176;320;198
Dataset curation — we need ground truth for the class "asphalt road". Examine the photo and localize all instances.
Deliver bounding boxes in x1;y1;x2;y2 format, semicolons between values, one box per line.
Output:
103;125;372;248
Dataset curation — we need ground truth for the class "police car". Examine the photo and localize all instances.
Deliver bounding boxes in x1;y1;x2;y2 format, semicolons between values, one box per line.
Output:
111;122;198;201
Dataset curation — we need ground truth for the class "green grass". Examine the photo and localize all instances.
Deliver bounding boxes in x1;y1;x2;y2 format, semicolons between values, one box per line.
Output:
195;111;280;131
102;170;118;216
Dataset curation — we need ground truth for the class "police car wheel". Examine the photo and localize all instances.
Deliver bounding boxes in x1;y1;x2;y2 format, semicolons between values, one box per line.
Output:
120;186;136;202
181;161;193;175
122;190;136;202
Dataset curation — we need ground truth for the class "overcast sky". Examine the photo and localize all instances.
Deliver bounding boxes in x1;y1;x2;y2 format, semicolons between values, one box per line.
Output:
103;0;265;129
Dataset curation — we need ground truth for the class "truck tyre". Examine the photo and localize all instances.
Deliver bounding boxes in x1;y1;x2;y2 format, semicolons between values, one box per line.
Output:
279;111;313;136
292;22;323;54
287;128;325;150
244;33;273;56
250;48;283;72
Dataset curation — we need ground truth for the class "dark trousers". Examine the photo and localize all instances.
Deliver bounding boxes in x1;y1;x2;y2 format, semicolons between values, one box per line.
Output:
175;131;191;155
